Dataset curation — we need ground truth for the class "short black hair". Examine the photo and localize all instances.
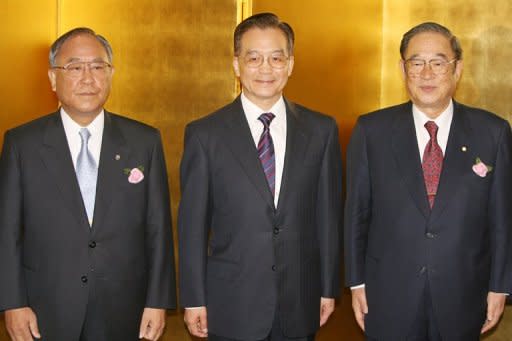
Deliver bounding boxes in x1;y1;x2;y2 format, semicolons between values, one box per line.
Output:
234;12;294;56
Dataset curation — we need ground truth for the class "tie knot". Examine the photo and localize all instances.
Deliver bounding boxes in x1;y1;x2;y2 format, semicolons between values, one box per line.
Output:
424;121;438;139
258;112;275;128
79;128;91;143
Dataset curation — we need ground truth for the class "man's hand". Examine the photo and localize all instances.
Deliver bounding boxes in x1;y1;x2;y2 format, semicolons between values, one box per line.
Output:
320;297;335;327
5;307;41;341
184;307;208;338
139;308;166;340
351;287;368;331
481;292;507;334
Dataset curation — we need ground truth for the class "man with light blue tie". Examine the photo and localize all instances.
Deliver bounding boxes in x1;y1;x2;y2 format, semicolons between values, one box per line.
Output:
0;27;176;341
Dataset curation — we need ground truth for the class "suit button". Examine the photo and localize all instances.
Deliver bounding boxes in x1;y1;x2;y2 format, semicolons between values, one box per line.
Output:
272;265;276;271
273;227;280;235
426;232;435;239
89;241;96;248
81;275;88;283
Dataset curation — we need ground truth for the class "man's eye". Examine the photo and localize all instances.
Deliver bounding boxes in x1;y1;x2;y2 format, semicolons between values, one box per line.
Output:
69;65;83;71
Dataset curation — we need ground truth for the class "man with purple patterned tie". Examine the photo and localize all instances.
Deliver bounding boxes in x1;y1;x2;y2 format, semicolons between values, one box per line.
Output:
344;22;512;340
178;12;342;341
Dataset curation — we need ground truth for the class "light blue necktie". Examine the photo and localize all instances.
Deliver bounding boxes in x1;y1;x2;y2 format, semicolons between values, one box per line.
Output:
76;128;97;225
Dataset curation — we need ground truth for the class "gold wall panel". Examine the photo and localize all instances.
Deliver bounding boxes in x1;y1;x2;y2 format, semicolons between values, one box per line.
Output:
58;0;238;217
0;1;58;147
381;0;512;123
252;0;383;150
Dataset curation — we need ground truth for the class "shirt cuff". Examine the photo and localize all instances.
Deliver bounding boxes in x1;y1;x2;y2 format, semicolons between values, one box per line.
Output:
351;284;365;290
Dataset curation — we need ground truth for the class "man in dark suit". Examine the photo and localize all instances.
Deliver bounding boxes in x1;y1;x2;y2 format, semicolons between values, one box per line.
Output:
345;22;512;340
0;28;176;341
178;13;342;341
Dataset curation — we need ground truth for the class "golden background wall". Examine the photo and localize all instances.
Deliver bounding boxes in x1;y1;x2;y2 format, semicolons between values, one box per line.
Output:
0;0;511;340
253;0;383;149
0;1;58;148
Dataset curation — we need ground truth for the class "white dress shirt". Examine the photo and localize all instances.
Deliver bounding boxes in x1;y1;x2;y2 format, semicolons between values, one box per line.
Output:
241;92;287;208
61;109;105;168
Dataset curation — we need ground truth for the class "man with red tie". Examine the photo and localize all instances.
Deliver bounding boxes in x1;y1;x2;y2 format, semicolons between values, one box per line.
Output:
344;22;512;340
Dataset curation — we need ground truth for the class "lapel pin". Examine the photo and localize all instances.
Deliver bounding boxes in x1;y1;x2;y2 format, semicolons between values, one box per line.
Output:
461;146;467;152
115;154;121;160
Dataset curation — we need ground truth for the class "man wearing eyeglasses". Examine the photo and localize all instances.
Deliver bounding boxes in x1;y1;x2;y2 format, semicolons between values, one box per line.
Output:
178;12;342;341
0;27;176;340
345;22;512;340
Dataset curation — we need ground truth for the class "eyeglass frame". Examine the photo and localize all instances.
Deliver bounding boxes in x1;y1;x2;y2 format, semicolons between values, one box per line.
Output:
51;61;113;78
403;58;458;76
237;51;291;69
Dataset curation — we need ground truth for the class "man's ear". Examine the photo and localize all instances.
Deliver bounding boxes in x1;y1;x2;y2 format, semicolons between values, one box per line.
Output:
48;69;57;92
399;59;407;80
233;57;240;77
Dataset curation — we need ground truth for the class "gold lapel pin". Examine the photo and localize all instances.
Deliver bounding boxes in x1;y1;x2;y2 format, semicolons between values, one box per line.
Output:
461;146;467;152
115;154;121;160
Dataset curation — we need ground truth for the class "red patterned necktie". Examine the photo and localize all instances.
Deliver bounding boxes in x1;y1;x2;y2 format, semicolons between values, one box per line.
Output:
422;121;443;208
257;113;276;197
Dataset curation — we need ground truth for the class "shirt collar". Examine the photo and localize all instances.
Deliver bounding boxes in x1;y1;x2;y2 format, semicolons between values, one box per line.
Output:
60;108;105;138
412;100;453;130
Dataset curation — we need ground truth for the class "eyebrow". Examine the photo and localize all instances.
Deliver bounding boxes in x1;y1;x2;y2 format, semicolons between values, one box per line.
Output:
406;53;451;60
63;57;108;63
245;49;286;54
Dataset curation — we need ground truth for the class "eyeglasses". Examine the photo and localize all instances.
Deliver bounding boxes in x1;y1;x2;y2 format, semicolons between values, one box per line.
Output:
241;52;290;69
404;58;458;76
52;61;113;78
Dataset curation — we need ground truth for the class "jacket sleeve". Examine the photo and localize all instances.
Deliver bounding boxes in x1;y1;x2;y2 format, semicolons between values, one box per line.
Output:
0;131;28;311
316;118;343;298
488;120;512;294
178;124;211;307
344;118;372;287
144;130;177;309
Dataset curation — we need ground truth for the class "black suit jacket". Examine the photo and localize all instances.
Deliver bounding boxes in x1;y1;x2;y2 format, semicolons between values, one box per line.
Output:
178;97;342;339
0;111;176;340
344;101;512;340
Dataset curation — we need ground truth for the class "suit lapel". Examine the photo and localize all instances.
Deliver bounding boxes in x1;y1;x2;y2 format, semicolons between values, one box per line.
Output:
391;103;430;218
221;97;275;209
92;112;130;230
276;100;311;212
430;102;471;222
39;112;90;228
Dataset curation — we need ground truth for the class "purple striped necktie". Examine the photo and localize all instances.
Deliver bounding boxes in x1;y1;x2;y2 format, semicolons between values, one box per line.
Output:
257;113;276;197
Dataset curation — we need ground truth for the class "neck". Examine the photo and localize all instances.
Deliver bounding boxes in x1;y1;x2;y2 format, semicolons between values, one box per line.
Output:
65;109;102;127
244;93;281;112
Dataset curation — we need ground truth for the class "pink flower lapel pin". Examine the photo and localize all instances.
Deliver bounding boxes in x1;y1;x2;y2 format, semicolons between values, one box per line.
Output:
124;166;145;184
472;158;493;178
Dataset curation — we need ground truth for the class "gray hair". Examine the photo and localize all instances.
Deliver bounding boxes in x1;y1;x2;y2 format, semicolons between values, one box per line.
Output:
49;27;113;67
400;22;463;60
